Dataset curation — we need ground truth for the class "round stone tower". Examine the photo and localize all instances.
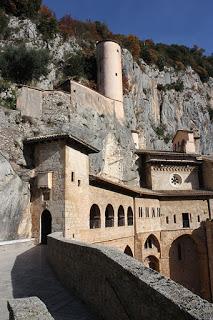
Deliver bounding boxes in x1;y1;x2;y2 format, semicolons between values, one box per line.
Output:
96;40;123;103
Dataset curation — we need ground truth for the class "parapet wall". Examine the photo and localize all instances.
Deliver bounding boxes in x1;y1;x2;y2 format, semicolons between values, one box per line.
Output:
48;233;213;320
16;80;124;122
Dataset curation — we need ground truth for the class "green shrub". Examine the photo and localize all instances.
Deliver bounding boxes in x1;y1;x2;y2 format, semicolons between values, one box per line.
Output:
0;0;41;19
37;5;58;40
0;10;9;39
0;45;50;84
0;88;17;110
64;51;97;82
157;81;184;92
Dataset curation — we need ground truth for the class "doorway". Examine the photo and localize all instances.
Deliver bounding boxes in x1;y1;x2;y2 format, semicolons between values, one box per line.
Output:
41;210;52;244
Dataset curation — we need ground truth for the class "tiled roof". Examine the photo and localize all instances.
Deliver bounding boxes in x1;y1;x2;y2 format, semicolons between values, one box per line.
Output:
24;134;99;154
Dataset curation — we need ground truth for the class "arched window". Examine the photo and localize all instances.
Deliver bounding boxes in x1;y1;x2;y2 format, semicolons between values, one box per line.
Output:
105;204;114;227
118;205;125;226
127;207;133;226
144;234;161;253
144;255;160;272
124;245;133;257
90;204;101;229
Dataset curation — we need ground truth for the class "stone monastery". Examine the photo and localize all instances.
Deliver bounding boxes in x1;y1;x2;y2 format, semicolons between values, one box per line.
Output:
17;40;213;302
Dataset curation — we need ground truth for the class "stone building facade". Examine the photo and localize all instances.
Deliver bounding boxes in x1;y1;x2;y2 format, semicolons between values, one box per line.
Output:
17;40;213;302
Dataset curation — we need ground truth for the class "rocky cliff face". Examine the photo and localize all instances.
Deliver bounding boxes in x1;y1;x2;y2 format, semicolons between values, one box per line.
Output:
0;17;213;240
123;49;213;154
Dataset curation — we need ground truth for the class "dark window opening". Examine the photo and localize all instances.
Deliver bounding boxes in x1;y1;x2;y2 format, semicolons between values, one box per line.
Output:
174;215;176;223
152;208;155;217
118;205;125;226
78;180;81;187
127;207;133;226
105;204;114;228
145;207;149;218
182;213;190;228
90;204;101;229
115;73;118;76
41;210;52;244
71;172;75;182
197;215;200;223
166;216;169;224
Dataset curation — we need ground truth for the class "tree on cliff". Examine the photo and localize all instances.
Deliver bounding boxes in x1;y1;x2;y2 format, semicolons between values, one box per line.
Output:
0;0;42;19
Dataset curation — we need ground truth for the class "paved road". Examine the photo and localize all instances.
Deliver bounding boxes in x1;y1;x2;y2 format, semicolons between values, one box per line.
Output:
0;241;97;320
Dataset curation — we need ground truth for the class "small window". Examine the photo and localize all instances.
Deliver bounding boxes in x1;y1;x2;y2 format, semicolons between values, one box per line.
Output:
140;207;143;218
138;207;141;217
145;207;149;218
197;215;200;223
182;213;190;228
166;216;169;224
78;180;81;187
174;215;176;223
157;208;161;217
71;172;75;182
152;208;155;218
115;73;118;76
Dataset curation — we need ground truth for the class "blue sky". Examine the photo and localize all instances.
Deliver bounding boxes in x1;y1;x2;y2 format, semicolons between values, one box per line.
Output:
43;0;213;55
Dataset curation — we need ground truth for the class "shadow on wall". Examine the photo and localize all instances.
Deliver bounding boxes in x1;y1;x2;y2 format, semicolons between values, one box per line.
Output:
11;245;97;320
48;233;213;320
169;224;210;299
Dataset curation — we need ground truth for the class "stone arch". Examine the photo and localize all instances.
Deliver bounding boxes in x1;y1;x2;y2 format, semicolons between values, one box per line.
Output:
124;245;133;257
169;235;200;295
90;204;101;229
118;205;125;226
41;210;52;244
144;255;159;272
105;204;114;227
144;234;160;253
127;206;133;226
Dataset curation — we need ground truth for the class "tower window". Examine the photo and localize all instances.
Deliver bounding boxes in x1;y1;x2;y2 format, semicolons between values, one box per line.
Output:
71;172;75;182
115;73;118;76
78;180;81;187
174;215;176;223
145;207;149;218
197;215;200;223
166;216;169;224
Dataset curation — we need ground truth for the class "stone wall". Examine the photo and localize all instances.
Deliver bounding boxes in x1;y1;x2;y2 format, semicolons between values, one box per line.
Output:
150;165;199;190
48;233;213;320
7;297;53;320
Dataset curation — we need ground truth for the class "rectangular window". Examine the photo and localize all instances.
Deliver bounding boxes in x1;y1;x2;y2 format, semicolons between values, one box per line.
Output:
174;215;176;223
71;172;75;182
78;180;81;187
140;207;143;218
166;216;169;224
145;207;149;218
152;208;155;218
197;215;200;223
138;207;141;217
182;213;190;228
